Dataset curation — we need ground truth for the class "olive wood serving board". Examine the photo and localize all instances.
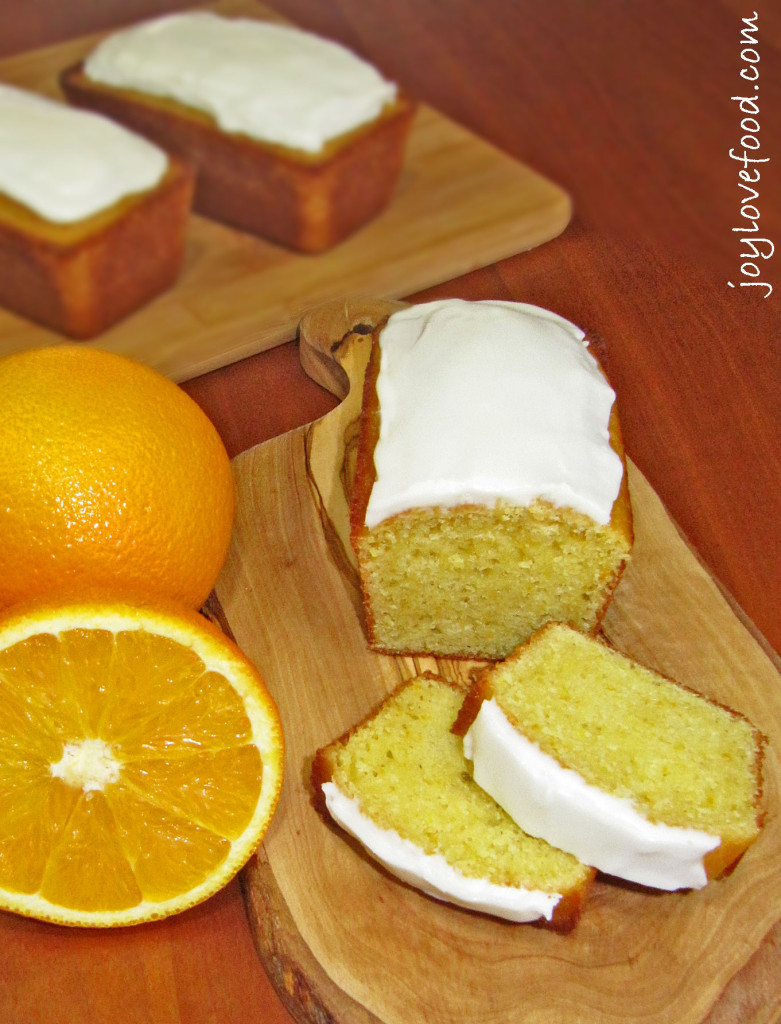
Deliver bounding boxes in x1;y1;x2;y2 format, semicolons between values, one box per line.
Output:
0;0;570;382
213;298;781;1024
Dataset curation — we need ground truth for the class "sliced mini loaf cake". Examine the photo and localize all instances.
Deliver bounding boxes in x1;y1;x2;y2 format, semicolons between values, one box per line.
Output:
349;299;633;660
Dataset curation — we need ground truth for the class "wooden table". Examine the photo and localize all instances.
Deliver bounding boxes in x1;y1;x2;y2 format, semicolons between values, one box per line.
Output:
0;2;778;1022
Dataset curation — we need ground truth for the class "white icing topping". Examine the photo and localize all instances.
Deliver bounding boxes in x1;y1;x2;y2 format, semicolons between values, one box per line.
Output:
365;299;624;528
0;83;167;223
463;699;720;891
84;12;398;154
322;781;561;922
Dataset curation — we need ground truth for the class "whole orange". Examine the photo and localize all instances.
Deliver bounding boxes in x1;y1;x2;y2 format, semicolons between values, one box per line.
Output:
0;345;234;611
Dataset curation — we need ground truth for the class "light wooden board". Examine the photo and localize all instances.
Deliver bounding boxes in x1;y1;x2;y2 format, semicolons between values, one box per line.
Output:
0;0;570;382
213;298;781;1024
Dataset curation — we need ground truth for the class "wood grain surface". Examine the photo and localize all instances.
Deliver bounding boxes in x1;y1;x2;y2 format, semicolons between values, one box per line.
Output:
0;0;570;380
213;298;781;1024
0;3;778;1024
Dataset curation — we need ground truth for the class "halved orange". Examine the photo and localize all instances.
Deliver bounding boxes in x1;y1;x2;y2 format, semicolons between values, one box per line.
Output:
0;600;284;927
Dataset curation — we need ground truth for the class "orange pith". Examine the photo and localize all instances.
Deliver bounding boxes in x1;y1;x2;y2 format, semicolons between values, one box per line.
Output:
0;601;284;927
0;345;235;612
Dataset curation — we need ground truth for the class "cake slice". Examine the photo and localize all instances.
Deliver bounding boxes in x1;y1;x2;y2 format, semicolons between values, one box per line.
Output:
454;624;766;890
349;299;633;660
311;673;595;930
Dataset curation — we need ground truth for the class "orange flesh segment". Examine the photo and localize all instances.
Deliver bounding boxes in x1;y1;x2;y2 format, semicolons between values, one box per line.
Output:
0;627;264;911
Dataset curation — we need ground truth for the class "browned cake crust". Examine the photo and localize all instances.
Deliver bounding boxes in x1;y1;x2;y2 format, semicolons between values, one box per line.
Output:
349;324;386;548
60;64;416;253
0;157;194;338
348;326;387;650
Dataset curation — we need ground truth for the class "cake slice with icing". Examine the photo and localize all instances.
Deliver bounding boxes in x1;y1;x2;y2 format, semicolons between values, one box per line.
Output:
312;673;595;930
454;623;766;890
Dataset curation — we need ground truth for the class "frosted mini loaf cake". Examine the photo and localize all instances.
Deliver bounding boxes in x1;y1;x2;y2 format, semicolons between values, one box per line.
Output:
349;298;634;659
0;83;193;338
60;12;416;251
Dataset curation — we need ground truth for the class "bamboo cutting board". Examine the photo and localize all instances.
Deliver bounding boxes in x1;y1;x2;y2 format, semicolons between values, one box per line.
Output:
213;298;781;1024
0;0;570;382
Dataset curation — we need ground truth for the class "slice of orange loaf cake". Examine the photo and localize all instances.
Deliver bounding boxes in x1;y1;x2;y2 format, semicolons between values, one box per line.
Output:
61;11;415;252
349;299;633;660
311;674;595;930
454;624;766;890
